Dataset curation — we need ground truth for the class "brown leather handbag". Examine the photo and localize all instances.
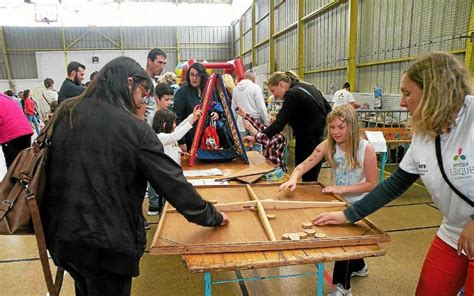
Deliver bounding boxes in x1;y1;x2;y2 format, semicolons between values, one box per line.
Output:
0;111;64;295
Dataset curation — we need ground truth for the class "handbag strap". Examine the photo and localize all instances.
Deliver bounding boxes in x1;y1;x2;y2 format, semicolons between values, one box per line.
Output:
435;135;473;206
26;189;64;296
294;86;328;116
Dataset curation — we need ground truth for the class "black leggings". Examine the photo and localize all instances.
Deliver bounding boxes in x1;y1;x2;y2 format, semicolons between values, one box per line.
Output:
332;258;366;289
1;134;31;169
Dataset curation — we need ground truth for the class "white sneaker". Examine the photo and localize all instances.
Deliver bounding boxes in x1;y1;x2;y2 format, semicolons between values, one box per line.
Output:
351;264;368;277
329;283;353;296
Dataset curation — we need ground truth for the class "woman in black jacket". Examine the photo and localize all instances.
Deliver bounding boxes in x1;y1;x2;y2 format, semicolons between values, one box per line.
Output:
246;71;331;181
42;57;228;296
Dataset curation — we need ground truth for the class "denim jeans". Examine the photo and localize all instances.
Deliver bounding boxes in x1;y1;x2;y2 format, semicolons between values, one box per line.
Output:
26;114;41;135
147;182;164;211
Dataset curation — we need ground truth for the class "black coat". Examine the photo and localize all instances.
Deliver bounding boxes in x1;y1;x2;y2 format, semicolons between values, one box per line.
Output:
263;81;331;179
57;78;85;105
42;98;223;277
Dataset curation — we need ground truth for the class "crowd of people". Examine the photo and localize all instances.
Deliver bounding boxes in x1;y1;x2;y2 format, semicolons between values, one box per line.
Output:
0;50;472;296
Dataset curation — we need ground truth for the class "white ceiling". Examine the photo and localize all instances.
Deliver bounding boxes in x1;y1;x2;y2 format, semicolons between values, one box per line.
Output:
0;0;250;26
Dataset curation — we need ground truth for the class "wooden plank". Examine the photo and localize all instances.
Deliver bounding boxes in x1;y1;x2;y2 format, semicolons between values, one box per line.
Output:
246;185;277;241
234;173;266;184
183;245;386;272
215;162;276;181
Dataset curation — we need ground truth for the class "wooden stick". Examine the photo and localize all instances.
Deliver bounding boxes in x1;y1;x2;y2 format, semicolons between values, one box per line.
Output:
259;200;346;209
167;201;258;212
151;202;170;248
246;185;277;241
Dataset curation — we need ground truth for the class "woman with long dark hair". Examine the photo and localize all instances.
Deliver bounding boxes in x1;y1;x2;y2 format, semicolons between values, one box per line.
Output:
42;56;228;295
173;62;222;152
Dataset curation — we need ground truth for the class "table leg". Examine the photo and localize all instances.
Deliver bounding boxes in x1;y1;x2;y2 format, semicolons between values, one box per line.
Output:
316;263;324;296
204;272;211;296
379;152;388;183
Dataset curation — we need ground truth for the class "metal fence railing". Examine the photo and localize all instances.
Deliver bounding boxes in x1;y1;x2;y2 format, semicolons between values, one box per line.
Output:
357;109;410;128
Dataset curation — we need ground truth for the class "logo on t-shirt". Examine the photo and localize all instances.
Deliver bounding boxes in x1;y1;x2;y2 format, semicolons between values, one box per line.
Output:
450;147;473;179
453;148;466;161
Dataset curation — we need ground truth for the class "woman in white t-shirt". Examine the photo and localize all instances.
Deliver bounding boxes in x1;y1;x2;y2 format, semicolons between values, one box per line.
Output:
313;52;474;295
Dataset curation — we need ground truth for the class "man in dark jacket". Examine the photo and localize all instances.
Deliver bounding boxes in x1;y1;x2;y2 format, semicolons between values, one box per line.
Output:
42;57;227;295
57;61;86;105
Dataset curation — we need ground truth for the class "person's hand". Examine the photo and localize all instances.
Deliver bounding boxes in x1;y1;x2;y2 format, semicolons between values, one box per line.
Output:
210;111;219;121
180;144;188;154
279;178;297;191
243;136;256;146
321;186;347;195
458;219;474;259
220;212;230;226
312;211;348;225
192;105;203;123
243;119;257;135
235;107;246;118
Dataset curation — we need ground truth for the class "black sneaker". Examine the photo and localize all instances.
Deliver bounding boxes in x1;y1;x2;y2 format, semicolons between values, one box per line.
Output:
147;207;160;216
144;220;151;230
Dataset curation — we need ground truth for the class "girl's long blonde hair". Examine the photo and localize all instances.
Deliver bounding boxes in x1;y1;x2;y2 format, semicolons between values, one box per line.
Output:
325;105;361;170
405;52;472;138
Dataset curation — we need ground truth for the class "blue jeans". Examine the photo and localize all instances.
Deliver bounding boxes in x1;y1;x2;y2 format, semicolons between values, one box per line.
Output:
26;114;41;135
147;182;164;211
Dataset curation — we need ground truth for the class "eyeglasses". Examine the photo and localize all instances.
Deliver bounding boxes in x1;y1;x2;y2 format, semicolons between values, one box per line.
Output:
136;83;150;97
189;73;200;79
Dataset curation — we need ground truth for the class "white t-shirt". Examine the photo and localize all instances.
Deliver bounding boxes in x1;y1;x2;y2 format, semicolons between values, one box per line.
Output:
400;95;474;250
332;89;355;108
157;113;193;165
333;139;369;204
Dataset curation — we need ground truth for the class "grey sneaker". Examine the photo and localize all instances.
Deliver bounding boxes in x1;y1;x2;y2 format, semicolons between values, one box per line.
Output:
351;264;368;277
329;283;353;296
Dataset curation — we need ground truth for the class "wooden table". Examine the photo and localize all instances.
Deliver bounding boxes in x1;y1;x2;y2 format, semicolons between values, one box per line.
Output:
183;244;385;296
362;128;412;182
182;151;289;184
159;152;386;296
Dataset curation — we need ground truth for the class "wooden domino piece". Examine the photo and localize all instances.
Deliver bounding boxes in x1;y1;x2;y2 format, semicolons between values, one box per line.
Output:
266;214;276;220
304;229;316;235
282;233;290;240
302;222;313;229
297;232;308;239
314;232;327;238
288;233;300;241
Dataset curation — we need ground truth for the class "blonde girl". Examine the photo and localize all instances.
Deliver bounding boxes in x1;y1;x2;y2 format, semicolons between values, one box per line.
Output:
280;104;377;295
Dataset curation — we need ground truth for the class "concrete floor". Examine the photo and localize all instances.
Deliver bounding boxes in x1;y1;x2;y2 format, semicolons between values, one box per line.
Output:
0;148;442;295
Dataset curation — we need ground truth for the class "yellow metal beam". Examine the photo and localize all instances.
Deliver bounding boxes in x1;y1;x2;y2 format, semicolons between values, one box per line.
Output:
254;38;269;49
304;66;347;75
0;26;14;90
66;27;93;50
297;0;304;79
120;25;124;55
273;22;297;39
358;49;466;68
251;0;256;67
465;1;474;75
239;17;244;58
176;27;180;63
269;0;275;73
347;0;358;89
62;25;68;74
301;0;342;23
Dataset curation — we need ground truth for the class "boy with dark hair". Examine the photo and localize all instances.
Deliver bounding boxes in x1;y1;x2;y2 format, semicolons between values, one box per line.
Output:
154;82;174;110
